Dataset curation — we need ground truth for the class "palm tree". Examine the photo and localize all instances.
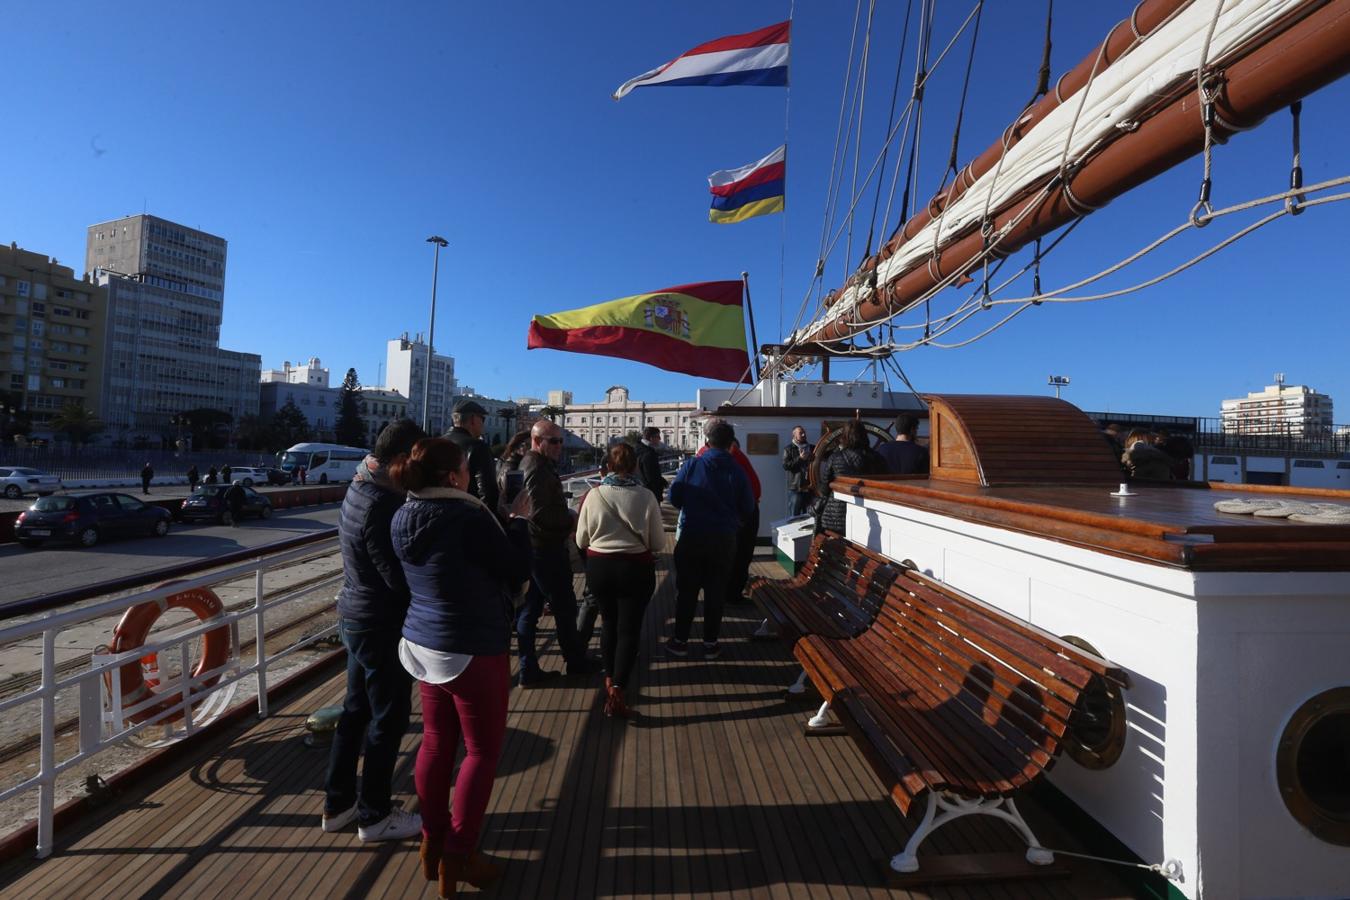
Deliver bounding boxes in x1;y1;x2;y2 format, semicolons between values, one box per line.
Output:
538;405;564;423
51;403;104;446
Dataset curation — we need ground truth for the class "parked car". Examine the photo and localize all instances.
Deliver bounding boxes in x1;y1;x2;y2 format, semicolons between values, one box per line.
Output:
0;467;63;499
265;467;292;486
14;492;170;548
227;466;270;487
178;484;273;525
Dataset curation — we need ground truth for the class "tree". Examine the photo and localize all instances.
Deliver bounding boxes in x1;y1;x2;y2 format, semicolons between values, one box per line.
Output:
235;414;271;451
179;408;233;450
0;390;32;441
51;402;105;446
335;368;367;447
538;405;564;422
270;400;312;449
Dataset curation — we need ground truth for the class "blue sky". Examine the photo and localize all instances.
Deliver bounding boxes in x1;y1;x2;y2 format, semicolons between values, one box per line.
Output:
6;1;1348;419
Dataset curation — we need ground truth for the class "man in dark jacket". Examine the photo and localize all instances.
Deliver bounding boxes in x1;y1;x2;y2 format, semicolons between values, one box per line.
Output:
140;463;154;495
876;414;929;475
515;419;599;685
634;426;667;503
781;426;814;516
223;480;246;526
445;399;500;514
323;418;426;842
668;420;753;658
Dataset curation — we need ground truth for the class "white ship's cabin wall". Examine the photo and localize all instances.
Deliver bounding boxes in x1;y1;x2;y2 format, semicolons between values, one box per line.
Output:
1202;452;1350;490
695;381;925;540
832;394;1350;899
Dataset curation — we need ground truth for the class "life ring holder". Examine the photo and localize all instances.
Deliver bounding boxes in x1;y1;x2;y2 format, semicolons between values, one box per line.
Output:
102;582;235;737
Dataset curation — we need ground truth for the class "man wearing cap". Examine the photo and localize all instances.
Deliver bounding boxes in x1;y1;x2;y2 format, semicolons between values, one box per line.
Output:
446;399;500;514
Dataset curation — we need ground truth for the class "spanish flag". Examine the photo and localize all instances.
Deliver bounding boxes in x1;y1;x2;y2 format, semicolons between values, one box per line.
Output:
708;145;785;224
527;281;750;383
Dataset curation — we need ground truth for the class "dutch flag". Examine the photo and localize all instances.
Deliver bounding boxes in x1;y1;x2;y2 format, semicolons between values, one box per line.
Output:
613;21;790;100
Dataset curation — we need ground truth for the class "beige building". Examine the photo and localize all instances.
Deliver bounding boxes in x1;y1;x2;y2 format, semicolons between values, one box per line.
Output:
0;243;106;439
1221;376;1334;436
358;387;410;447
547;389;573;408
562;385;699;451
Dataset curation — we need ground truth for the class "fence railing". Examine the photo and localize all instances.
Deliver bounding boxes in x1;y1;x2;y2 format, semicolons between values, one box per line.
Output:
2;446;276;482
0;529;340;858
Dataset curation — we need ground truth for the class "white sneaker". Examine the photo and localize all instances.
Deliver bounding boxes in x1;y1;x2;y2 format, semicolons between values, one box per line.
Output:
321;803;357;833
358;807;422;842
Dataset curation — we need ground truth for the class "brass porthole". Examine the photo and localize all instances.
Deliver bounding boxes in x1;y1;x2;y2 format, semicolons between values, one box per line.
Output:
1276;687;1350;845
1059;635;1127;770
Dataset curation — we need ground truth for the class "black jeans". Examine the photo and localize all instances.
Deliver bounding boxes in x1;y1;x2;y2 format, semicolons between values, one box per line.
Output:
325;619;413;826
727;505;759;603
586;554;655;688
673;530;736;644
517;543;586;671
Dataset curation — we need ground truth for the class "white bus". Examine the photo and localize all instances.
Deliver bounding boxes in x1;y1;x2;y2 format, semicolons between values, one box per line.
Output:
278;442;368;484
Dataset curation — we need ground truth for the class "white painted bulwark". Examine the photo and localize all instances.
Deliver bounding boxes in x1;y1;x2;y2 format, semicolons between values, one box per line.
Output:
847;492;1350;900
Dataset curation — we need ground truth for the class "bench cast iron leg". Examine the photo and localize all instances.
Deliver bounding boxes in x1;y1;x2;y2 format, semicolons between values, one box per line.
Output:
786;669;809;695
890;792;1055;873
807;701;832;729
753;618;777;639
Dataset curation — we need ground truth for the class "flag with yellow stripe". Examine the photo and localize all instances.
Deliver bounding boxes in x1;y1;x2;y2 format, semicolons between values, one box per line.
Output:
527;280;750;382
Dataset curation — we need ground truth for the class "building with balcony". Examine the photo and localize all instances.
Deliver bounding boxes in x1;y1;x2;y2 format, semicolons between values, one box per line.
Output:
1221;377;1334;437
260;358;338;440
562;385;699;452
385;334;456;435
0;243;107;439
357;387;410;447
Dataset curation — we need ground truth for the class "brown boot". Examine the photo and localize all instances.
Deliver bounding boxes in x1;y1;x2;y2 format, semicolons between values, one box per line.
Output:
419;836;443;882
440;851;503;896
607;685;633;719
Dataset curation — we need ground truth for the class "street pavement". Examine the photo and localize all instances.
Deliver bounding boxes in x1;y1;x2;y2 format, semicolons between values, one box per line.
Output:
0;502;343;607
0;481;323;515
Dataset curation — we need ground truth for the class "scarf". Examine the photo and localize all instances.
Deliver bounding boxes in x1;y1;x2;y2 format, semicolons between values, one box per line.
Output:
601;473;640;488
355;454;395;490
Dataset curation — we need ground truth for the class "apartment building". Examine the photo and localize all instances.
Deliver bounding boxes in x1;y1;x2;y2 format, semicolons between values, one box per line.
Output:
0;243;106;438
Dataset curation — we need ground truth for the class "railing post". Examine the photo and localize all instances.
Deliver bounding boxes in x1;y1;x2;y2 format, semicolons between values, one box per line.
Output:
36;629;57;859
254;565;268;719
179;638;196;736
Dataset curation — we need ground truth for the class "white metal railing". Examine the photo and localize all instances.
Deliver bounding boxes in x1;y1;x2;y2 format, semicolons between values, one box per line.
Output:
0;535;342;858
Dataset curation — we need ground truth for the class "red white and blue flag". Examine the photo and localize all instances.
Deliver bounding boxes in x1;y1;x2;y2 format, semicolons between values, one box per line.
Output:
612;21;790;101
708;145;786;224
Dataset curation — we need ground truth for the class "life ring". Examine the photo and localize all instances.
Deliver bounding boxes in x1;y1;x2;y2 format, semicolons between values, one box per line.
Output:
103;583;231;724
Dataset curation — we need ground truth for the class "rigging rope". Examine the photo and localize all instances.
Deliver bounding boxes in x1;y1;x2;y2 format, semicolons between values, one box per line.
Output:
940;0;984;189
864;0;916;260
846;0;880;272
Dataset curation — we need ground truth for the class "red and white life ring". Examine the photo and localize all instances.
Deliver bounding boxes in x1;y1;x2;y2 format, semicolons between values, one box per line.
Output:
103;583;231;724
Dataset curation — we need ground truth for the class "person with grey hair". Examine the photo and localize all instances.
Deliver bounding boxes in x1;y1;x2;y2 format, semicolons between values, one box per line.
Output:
666;420;753;658
446;399;500;514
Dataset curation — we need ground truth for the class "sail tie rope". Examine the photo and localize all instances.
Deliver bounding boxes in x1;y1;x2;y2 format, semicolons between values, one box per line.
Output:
1190;0;1228;227
1287;100;1304;215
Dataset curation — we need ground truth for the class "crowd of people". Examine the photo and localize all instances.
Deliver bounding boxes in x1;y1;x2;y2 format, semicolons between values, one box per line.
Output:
317;403;950;895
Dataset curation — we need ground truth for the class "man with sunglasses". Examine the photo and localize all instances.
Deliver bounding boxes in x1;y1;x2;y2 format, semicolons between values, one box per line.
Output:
515;420;601;685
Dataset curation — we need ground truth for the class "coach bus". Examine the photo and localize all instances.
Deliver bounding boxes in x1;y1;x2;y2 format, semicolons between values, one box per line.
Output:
278;442;368;484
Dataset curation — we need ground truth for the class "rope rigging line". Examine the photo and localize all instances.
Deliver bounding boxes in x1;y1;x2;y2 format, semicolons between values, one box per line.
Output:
939;0;984;191
1190;0;1229;227
778;0;797;343
863;0;916;260
845;0;880;275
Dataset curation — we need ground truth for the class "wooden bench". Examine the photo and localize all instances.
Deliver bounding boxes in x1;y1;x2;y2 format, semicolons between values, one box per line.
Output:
793;564;1128;881
746;533;903;644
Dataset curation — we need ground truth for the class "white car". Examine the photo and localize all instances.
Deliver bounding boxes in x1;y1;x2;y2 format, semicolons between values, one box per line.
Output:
228;466;270;487
0;467;63;499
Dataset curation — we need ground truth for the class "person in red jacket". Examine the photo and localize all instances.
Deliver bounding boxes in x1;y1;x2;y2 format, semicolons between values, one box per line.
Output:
697;434;761;606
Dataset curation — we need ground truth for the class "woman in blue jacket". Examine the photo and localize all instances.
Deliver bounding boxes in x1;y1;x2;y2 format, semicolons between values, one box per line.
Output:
389;438;532;897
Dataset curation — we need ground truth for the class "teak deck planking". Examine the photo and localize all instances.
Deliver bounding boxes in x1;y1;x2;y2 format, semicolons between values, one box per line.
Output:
0;539;1138;899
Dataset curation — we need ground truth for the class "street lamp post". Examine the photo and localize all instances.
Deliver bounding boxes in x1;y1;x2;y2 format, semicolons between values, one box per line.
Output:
1048;375;1071;400
423;236;449;433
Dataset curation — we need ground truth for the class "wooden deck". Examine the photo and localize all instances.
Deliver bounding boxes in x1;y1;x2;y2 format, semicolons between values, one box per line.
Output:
0;546;1138;899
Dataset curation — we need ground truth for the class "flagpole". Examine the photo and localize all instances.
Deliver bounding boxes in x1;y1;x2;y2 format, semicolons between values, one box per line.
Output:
741;271;761;384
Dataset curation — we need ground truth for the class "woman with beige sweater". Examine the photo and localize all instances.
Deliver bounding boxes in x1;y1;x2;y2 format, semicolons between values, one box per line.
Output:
575;442;665;718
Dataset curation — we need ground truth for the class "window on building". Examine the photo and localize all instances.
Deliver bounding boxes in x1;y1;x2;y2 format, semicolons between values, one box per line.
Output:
27;375;39;391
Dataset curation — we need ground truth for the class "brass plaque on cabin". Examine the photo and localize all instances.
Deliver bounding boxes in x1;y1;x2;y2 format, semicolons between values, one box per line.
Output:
744;433;779;455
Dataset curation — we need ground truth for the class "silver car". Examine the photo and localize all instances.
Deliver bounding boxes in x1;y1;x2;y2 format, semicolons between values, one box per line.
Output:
0;467;63;499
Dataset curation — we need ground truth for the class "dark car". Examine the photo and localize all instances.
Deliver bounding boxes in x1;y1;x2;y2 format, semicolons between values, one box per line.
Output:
266;467;292;486
178;484;273;525
14;492;171;548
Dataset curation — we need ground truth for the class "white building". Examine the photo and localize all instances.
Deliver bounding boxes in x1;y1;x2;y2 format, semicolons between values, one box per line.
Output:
1221;376;1333;436
385;333;457;435
562;385;699;452
357;387;410;447
259;357;338;439
547;389;573;408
